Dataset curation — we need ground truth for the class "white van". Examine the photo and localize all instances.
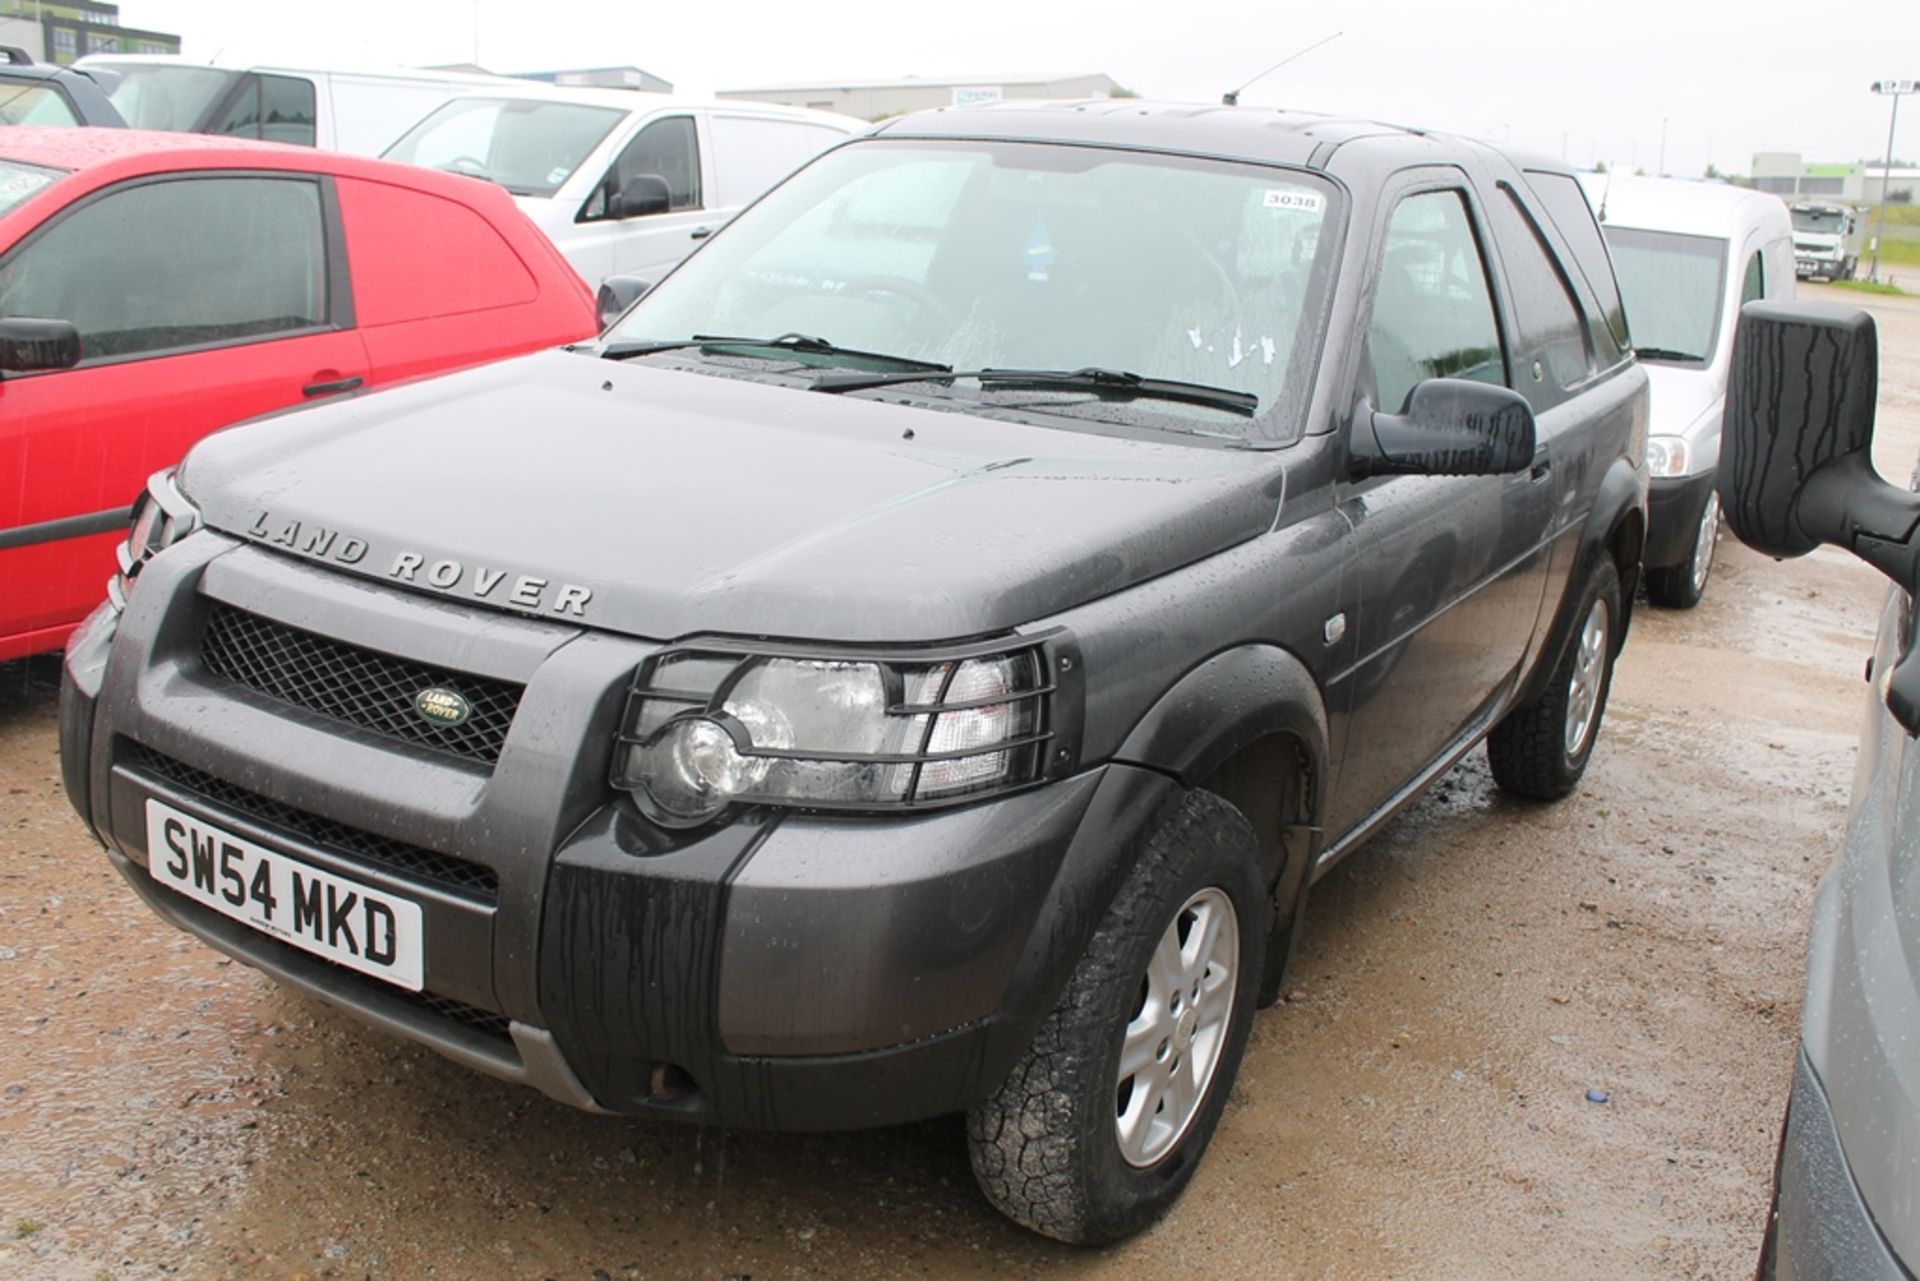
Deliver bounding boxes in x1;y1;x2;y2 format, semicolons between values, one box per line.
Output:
1577;173;1794;607
382;85;863;287
74;55;513;155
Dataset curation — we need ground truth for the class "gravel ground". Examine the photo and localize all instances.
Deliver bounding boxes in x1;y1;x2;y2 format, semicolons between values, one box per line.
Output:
0;283;1914;1281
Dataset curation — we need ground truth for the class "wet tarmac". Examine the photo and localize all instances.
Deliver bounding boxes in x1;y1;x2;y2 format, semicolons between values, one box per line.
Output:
1;284;1915;1280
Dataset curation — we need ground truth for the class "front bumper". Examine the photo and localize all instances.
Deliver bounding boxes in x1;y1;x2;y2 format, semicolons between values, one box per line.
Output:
1645;470;1717;570
1763;1049;1914;1281
62;534;1171;1131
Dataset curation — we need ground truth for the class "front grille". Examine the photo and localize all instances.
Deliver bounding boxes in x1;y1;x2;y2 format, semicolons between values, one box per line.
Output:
201;603;523;765
129;745;499;901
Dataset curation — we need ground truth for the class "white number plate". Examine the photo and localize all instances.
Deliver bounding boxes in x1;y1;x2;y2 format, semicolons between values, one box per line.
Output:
145;798;424;991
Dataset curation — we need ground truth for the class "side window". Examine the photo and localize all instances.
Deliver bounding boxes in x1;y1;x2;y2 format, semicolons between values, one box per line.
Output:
709;116;843;207
0;80;79;127
0;176;329;361
208;74;317;146
206;74;262;138
258;74;318;146
587;116;699;219
1523;170;1629;360
1367;189;1506;415
1741;249;1765;303
1487;185;1592;405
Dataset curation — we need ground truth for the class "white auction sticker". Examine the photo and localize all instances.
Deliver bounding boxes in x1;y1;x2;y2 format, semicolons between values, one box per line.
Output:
1264;189;1325;213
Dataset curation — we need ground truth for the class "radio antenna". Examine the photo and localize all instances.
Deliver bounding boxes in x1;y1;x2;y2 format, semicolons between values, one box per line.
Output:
1222;31;1343;107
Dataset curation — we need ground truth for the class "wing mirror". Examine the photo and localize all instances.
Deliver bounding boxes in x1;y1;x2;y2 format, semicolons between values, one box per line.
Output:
1720;300;1920;732
0;317;81;373
607;174;671;220
595;275;651;330
1352;378;1536;479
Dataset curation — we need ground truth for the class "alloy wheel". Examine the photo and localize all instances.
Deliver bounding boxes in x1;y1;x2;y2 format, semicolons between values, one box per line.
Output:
1115;887;1240;1168
1564;598;1611;758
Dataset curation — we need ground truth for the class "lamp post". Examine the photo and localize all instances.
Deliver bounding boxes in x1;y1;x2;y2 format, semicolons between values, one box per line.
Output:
1869;80;1916;284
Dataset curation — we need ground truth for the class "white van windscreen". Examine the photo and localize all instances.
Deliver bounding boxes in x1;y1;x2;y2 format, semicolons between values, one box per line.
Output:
384;98;625;197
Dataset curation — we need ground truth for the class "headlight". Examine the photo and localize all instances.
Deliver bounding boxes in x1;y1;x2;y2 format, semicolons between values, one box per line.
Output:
611;638;1077;826
1644;435;1691;479
108;469;201;608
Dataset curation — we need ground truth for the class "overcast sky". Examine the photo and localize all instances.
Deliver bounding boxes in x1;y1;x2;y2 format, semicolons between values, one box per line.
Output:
133;0;1917;175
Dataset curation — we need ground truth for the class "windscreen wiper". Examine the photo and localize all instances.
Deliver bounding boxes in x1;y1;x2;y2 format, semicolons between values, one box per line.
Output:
599;332;952;374
1633;346;1702;362
809;365;1260;416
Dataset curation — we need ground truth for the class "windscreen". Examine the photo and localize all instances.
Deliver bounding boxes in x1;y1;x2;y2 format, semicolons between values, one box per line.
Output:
609;139;1340;440
93;63;239;131
1791;207;1846;234
383;97;625;197
0;158;61;217
1603;226;1728;363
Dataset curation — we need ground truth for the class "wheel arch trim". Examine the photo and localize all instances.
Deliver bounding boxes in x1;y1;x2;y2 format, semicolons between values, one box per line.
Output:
1519;458;1646;708
1110;644;1330;1006
1111;642;1330;811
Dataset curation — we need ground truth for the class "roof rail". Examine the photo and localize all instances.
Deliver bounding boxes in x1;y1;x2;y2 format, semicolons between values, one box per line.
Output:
0;45;35;66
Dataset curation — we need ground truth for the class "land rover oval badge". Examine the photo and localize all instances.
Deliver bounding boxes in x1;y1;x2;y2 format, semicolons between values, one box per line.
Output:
414;687;472;727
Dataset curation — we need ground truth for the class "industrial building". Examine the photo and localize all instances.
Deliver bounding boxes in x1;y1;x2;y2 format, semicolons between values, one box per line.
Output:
717;71;1120;120
0;0;176;63
512;64;671;93
1751;152;1919;203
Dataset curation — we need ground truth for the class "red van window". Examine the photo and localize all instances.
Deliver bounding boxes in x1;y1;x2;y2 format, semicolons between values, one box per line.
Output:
336;177;538;325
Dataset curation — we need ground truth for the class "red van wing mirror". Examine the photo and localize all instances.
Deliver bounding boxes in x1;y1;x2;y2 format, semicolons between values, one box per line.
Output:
0;317;81;373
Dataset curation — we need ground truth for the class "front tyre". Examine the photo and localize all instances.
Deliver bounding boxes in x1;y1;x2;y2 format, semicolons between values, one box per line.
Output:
966;790;1265;1244
1488;558;1621;800
1645;489;1719;609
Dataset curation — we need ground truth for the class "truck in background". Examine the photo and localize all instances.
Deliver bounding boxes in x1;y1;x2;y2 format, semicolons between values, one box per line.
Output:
1789;202;1863;281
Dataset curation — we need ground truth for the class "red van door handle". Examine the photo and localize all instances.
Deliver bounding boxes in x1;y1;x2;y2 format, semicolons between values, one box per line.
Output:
303;374;364;398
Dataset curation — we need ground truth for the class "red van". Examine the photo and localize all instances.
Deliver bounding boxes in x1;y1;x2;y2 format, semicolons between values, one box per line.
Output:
0;127;597;661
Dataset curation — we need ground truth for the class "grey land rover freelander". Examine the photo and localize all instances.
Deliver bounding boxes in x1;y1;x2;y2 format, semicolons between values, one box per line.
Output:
59;100;1648;1242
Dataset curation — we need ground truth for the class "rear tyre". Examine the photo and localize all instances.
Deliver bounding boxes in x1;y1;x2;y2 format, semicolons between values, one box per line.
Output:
966;790;1265;1244
1645;489;1719;609
1488;559;1621;800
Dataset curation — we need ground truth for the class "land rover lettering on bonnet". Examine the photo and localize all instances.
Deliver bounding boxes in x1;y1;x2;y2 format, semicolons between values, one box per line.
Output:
386;551;593;617
244;513;594;617
61;99;1647;1245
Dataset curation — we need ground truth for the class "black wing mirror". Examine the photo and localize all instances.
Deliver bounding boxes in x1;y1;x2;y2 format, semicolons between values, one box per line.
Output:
1352;378;1536;479
1720;300;1920;731
0;317;81;373
607;174;671;220
595;275;651;330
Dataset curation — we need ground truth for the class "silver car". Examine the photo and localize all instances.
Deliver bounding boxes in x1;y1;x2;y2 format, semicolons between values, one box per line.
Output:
1720;299;1917;1280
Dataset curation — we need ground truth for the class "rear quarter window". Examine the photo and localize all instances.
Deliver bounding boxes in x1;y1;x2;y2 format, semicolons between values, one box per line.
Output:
1486;184;1593;406
1523;170;1629;358
335;177;537;324
0;79;79;127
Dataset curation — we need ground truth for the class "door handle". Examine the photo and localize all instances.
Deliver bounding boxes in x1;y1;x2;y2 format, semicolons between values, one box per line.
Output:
303;375;364;398
689;225;716;240
1529;453;1552;482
